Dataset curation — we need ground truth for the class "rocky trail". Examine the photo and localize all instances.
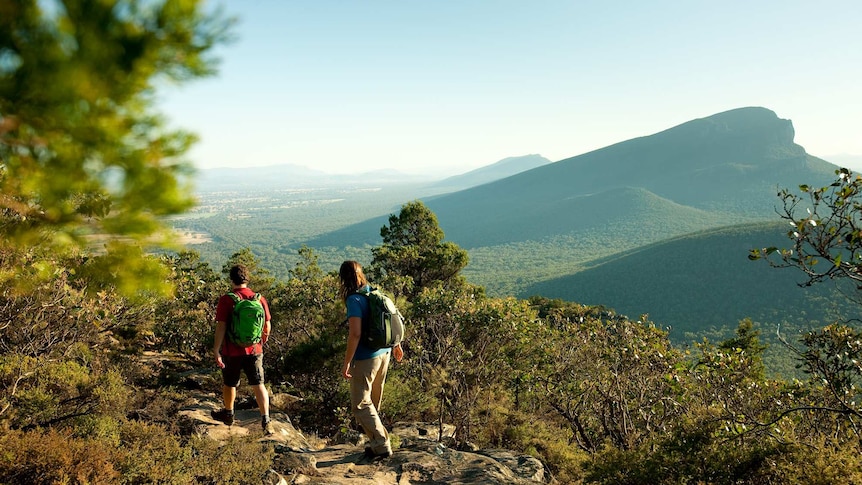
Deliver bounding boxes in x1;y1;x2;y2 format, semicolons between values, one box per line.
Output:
179;396;551;484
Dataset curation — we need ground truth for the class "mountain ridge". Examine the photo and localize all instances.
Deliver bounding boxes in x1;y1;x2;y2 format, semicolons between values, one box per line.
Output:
429;154;553;191
418;107;835;248
306;107;839;254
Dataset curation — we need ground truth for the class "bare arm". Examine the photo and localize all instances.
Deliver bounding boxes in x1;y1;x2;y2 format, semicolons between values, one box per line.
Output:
262;319;271;345
342;316;362;379
213;320;227;368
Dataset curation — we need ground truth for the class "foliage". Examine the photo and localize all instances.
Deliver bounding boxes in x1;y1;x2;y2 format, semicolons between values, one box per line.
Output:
0;252;153;428
534;312;685;453
779;324;862;425
716;318;768;380
0;0;232;296
265;246;346;434
370;200;469;299
751;168;862;294
747;168;862;432
169;184;854;377
0;428;122;484
152;250;223;359
0;422;275;485
497;412;589;484
416;289;537;443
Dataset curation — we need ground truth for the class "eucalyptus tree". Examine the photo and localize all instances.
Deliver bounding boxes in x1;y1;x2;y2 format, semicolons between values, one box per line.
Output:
750;169;862;411
748;167;862;463
0;0;232;296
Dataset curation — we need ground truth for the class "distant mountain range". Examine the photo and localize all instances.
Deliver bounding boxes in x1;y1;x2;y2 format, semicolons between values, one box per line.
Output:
192;154;551;192
304;107;850;343
192;164;428;191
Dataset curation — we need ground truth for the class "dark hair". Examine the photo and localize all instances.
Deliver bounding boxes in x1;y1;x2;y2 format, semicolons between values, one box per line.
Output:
338;260;367;301
229;265;250;285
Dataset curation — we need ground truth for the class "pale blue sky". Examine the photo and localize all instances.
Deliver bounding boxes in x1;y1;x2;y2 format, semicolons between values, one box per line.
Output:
159;0;862;175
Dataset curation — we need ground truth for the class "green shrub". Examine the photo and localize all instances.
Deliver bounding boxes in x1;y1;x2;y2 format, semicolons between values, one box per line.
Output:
116;420;194;484
380;372;436;423
0;429;121;484
495;412;588;484
0;422;278;485
189;435;276;485
766;439;862;484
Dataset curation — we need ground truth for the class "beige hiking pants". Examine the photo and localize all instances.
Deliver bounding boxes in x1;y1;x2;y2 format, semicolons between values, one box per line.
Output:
349;351;391;454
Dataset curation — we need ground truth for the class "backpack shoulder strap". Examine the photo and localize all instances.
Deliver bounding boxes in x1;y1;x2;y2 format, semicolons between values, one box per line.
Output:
227;291;260;302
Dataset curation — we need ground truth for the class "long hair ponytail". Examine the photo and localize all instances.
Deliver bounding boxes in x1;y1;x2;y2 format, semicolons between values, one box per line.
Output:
338;260;368;301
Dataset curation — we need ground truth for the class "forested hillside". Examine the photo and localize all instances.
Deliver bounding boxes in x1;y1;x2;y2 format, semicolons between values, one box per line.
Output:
527;221;854;333
525;221;858;373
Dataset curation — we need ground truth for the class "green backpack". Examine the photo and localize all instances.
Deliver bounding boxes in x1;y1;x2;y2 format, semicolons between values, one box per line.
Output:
355;286;405;350
227;292;265;347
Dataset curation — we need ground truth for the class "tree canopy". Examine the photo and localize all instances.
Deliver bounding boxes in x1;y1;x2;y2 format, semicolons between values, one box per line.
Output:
370;200;469;299
0;0;231;295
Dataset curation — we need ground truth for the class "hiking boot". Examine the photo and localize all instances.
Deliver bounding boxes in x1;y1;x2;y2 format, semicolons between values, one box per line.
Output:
211;408;234;426
374;450;392;459
262;417;274;436
364;446;391;460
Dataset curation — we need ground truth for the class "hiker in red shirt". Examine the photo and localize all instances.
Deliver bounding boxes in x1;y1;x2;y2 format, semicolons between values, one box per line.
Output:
211;264;274;435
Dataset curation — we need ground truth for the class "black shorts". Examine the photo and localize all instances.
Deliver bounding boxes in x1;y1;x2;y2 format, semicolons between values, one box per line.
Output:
222;353;265;387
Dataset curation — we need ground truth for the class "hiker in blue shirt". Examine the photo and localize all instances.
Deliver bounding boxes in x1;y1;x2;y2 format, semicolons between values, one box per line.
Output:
339;260;404;459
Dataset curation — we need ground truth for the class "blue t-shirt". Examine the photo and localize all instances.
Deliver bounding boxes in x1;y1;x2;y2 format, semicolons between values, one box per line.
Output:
347;285;391;361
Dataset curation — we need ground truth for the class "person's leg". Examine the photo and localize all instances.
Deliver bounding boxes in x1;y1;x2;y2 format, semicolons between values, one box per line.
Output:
244;354;270;417
370;352;390;412
212;356;242;425
252;384;269;416
244;353;272;434
350;354;391;455
222;385;237;410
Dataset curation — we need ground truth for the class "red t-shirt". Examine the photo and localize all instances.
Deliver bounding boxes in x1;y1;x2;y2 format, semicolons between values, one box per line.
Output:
216;287;271;356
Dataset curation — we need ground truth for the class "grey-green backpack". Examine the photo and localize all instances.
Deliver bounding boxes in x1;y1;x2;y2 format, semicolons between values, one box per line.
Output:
355;286;405;350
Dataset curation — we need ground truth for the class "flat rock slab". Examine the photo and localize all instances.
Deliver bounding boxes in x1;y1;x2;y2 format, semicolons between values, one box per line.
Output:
178;396;312;451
